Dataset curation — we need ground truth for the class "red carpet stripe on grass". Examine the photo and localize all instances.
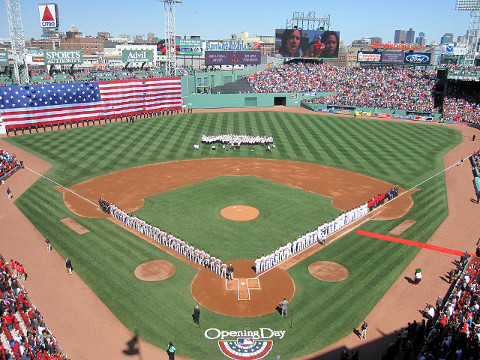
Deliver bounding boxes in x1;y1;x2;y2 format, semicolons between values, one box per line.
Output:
356;230;466;256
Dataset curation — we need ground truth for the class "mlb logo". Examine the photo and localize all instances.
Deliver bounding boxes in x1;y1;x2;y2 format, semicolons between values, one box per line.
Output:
237;338;255;347
218;338;273;360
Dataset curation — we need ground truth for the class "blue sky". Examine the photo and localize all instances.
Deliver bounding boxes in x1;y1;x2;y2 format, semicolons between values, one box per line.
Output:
0;0;474;45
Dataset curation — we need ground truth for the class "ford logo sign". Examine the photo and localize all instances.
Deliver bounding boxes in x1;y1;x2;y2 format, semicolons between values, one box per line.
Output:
405;54;429;63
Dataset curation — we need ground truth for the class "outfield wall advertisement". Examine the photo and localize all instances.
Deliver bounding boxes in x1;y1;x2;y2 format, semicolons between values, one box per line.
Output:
0;51;8;66
404;53;431;65
357;51;431;65
158;39;204;56
357;51;382;63
122;50;154;63
178;39;203;56
205;51;261;66
381;52;404;64
43;50;83;65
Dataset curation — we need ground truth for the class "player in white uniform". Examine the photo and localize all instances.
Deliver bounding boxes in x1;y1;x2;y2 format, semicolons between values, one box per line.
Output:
221;263;227;278
255;257;262;274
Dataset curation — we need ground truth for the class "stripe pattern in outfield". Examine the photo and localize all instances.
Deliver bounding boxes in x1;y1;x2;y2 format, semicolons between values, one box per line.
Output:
0;78;182;129
5;112;461;360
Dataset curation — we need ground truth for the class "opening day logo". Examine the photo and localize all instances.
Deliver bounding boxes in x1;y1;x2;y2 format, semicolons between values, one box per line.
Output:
205;328;286;360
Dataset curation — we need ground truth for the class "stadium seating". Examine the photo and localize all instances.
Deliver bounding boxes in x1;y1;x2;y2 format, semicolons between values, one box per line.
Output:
246;62;437;113
0;75;12;86
53;74;75;83
0;254;67;359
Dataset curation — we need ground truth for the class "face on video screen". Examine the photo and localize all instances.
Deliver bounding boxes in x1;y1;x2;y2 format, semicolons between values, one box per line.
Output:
275;29;340;59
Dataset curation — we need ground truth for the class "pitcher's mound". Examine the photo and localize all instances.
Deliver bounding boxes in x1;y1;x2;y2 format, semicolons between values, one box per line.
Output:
309;261;349;282
221;205;259;221
134;260;175;281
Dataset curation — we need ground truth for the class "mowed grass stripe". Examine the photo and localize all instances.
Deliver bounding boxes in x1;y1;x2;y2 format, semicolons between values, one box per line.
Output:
275;112;312;160
281;113;318;161
285;114;325;163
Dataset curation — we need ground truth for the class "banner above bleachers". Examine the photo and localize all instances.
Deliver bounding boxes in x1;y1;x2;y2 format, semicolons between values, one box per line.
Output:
0;78;182;129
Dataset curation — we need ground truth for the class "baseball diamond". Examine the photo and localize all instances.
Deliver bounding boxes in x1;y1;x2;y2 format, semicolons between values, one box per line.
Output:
1;108;478;360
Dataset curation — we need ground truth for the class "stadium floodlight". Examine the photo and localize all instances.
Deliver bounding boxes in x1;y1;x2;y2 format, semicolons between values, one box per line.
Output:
455;0;480;10
456;0;480;64
5;0;29;84
160;0;183;77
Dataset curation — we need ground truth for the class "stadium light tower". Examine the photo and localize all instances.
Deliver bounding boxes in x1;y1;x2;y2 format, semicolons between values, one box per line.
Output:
5;0;29;84
160;0;183;77
286;11;330;31
456;0;480;64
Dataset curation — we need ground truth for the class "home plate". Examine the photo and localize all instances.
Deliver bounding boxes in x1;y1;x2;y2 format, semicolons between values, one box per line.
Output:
241;282;245;285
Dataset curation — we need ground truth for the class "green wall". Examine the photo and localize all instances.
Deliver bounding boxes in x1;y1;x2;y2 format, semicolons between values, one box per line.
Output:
187;93;301;108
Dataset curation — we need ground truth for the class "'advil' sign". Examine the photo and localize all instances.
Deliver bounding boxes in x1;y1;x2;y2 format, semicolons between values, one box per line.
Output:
122;50;154;63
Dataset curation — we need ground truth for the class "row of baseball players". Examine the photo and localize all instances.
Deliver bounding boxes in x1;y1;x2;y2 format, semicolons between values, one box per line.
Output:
108;204;233;279
201;134;274;145
254;203;369;274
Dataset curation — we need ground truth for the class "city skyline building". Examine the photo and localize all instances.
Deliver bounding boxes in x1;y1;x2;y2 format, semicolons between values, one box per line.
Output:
394;29;406;43
415;31;426;47
406;27;415;44
440;32;454;44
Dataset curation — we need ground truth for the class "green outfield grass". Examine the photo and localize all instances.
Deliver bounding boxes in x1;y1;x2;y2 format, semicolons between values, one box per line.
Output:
134;175;341;260
5;111;461;359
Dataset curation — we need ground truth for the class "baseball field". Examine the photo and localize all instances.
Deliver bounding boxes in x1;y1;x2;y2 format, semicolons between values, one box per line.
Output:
2;109;463;359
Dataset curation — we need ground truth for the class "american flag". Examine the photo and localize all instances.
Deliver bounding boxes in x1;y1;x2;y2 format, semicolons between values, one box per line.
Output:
0;77;182;129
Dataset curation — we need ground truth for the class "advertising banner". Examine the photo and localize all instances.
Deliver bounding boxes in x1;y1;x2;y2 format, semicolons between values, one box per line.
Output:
370;42;421;50
0;51;8;67
355;111;372;116
275;29;340;59
178;39;203;56
205;41;259;51
404;53;431;65
375;113;392;118
38;4;59;28
357;51;382;63
205;51;261;66
43;50;83;65
317;109;334;113
394;114;413;120
413;116;434;121
381;52;404;64
336;110;351;115
122;50;154;63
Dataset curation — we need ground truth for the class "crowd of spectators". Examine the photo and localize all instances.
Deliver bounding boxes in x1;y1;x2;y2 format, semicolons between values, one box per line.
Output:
245;62;437;113
375;254;480;360
471;150;480;169
0;255;67;360
442;81;480;124
441;64;480;78
416;257;480;360
22;67;168;85
0;150;21;181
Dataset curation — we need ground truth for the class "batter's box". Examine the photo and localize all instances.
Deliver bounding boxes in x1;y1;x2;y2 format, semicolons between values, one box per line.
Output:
226;277;261;301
